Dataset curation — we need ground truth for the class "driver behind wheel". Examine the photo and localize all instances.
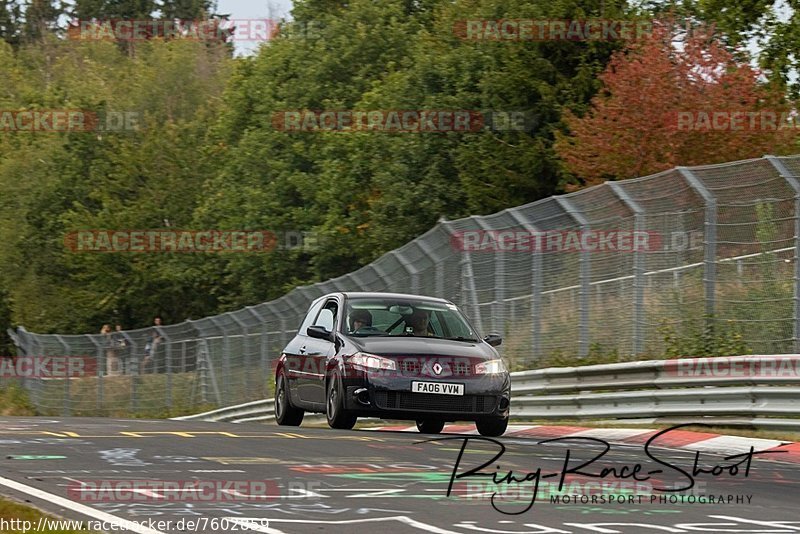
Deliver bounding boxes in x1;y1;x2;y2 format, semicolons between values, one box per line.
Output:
405;308;433;336
349;309;373;333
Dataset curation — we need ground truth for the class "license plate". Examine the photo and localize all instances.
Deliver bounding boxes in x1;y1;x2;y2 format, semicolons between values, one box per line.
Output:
411;381;464;396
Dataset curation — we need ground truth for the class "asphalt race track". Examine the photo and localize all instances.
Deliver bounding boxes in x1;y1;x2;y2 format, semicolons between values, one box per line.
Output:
1;417;799;533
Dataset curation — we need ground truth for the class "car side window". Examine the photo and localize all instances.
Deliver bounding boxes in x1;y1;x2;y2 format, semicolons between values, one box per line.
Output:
313;300;338;332
299;300;325;335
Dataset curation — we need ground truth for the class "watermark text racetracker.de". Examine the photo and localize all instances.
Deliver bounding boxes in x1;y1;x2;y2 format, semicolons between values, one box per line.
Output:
666;355;800;378
0;355;95;378
63;229;319;253
0;517;270;533
67;18;279;42
0;110;140;132
67;479;282;502
450;229;708;253
271;109;535;132
669;110;800;131
453;19;653;41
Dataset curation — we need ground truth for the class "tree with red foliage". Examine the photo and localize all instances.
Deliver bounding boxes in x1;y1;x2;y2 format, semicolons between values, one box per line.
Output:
554;23;796;189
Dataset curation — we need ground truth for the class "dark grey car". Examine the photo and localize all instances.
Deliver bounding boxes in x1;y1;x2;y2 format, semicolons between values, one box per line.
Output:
274;292;510;436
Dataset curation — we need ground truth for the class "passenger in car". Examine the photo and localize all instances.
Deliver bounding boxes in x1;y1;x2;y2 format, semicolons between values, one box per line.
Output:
349;309;373;333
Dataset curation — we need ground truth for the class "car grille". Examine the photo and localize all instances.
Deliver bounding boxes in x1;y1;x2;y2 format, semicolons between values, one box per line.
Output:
374;390;496;414
397;358;474;377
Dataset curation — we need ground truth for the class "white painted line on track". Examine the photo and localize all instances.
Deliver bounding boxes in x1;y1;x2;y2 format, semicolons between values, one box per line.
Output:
0;475;166;534
265;515;461;533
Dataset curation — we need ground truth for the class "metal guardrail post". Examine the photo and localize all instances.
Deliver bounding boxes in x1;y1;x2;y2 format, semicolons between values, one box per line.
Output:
229;313;250;400
416;237;442;297
154;325;172;410
609;182;646;355
508;210;543;361
679;167;717;320
55;335;71;416
555;197;591;358
392;250;421;295
460;249;483;334
209;317;228;406
245;306;268;384
86;334;104;413
766;155;800;352
470;218;504;337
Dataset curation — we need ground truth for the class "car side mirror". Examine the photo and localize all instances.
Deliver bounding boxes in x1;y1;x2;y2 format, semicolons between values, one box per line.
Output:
307;325;334;342
483;334;502;347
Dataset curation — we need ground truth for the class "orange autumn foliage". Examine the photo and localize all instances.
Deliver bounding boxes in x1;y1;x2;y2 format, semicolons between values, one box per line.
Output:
555;23;797;189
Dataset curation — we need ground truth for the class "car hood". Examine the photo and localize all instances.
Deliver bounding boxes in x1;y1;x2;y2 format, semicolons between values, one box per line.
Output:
347;335;496;359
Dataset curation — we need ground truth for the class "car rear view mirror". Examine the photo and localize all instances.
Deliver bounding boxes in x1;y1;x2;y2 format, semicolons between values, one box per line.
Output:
483;334;502;347
388;305;414;315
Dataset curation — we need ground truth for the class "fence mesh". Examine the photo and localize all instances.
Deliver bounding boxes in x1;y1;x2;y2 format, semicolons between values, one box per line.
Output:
7;154;800;416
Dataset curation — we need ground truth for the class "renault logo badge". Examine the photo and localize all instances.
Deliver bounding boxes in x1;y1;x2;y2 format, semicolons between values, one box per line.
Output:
432;362;443;375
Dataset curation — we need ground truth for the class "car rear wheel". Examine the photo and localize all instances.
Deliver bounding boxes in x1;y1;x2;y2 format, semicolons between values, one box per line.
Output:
326;372;357;430
415;420;445;434
275;370;304;426
476;416;508;437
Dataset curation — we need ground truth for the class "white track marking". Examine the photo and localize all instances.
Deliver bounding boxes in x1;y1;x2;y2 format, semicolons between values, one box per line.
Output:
265;515;462;533
0;475;166;534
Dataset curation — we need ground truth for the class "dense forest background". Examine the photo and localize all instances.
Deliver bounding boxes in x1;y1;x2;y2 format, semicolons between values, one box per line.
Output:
0;0;798;348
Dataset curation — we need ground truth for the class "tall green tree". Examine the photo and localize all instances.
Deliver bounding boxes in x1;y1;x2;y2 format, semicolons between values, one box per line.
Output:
20;0;63;42
0;0;22;45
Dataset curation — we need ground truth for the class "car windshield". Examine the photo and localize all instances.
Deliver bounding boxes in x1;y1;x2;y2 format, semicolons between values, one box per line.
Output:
343;297;479;341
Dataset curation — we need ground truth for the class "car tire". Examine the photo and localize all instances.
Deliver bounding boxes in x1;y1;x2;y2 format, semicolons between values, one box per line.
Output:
476;416;508;437
326;372;357;430
415;420;445;434
274;370;304;426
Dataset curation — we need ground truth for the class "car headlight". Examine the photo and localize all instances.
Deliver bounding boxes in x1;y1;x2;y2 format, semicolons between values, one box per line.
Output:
475;359;506;374
349;352;397;371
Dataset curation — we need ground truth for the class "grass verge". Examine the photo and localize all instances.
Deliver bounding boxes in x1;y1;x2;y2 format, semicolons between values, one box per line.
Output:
0;495;101;533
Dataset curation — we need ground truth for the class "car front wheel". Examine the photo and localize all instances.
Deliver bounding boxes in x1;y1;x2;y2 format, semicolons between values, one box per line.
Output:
326;372;357;430
476;416;508;437
275;370;304;426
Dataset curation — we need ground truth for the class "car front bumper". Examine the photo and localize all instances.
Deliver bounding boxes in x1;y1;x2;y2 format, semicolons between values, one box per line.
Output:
342;371;510;421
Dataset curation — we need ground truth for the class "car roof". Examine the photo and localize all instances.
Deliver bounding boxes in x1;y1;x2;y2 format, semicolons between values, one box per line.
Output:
337;291;451;303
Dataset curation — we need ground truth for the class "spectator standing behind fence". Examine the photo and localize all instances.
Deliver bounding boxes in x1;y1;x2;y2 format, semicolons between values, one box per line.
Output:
140;316;164;374
112;324;129;374
101;324;121;376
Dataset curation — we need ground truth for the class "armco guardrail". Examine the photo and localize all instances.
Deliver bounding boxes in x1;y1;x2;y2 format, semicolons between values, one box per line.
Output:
174;354;800;430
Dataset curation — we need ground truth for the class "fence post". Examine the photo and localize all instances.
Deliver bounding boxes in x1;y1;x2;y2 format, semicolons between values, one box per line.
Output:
461;250;483;333
246;306;268;389
87;334;104;414
555;197;591;358
609;182;646;355
154;326;171;411
508;210;542;362
679;167;717;321
55;335;71;416
209;317;228;406
415;238;441;296
766;155;800;352
230;313;250;400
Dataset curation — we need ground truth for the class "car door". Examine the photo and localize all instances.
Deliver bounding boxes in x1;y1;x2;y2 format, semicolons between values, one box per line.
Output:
297;298;339;406
284;298;325;405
